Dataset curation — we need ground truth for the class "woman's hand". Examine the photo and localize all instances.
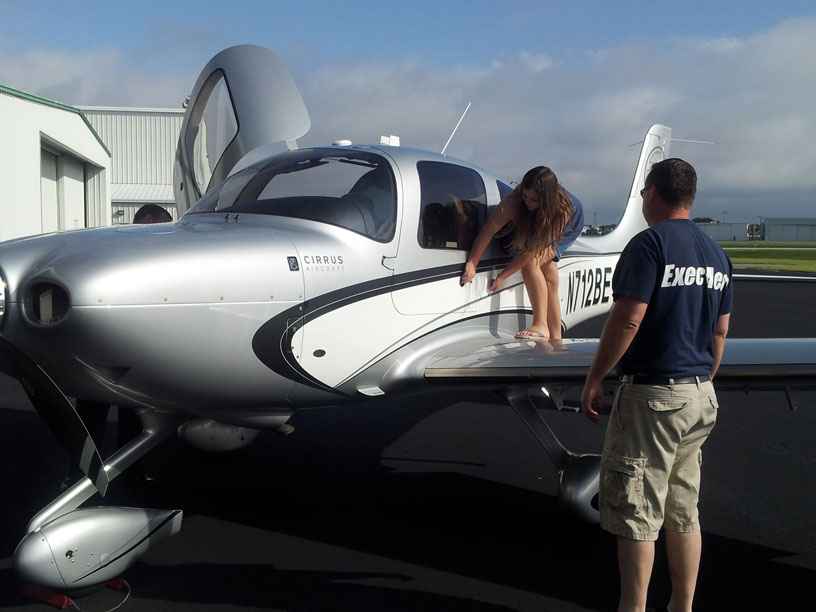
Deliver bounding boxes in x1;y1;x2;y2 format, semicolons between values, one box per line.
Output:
460;261;477;285
489;275;505;292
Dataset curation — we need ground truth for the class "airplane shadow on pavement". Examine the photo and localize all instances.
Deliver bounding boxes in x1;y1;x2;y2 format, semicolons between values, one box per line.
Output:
1;385;814;611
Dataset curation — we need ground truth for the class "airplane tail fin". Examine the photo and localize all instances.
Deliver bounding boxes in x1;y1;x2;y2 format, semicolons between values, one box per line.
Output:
580;124;672;253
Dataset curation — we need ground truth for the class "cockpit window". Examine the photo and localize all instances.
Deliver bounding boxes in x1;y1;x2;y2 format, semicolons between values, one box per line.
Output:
417;161;487;250
185;149;397;242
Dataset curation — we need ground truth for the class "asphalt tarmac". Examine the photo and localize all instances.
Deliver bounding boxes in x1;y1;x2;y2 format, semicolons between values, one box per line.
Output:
1;274;815;611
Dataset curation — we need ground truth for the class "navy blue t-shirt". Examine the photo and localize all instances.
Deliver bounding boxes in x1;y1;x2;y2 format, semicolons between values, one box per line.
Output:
613;219;733;378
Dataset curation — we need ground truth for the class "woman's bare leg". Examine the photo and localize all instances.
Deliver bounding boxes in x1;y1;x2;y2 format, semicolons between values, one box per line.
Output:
518;255;550;338
542;258;562;339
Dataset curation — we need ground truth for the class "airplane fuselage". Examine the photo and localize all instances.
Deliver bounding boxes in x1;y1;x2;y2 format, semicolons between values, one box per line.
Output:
0;145;620;428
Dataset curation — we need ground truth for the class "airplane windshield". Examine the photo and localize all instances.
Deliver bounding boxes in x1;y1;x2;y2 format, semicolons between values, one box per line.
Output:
186;149;397;241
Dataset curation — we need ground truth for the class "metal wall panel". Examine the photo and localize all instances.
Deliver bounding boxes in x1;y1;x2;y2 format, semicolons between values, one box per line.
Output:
765;218;816;242
696;222;748;241
111;202;178;224
81;108;184;191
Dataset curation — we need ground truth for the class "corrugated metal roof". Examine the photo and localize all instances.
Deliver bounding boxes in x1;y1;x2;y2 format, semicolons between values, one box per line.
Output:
111;183;174;203
81;106;185;114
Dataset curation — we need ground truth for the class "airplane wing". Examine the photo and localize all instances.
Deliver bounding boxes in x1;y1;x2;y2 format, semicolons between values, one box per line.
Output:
419;335;816;523
424;337;816;396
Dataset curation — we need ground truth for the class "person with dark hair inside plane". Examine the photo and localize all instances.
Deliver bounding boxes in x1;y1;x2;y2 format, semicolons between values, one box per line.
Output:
133;203;172;224
460;166;583;340
581;159;732;612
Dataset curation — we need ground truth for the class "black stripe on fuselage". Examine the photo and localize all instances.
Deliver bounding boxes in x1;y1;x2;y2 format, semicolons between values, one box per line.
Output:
251;250;612;391
251;257;514;391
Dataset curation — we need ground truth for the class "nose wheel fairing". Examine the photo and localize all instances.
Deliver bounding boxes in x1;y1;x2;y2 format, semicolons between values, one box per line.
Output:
15;508;182;592
1;335;187;591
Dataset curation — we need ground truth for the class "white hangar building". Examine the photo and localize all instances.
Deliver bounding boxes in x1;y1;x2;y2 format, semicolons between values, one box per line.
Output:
0;84;184;243
0;85;111;243
763;218;816;242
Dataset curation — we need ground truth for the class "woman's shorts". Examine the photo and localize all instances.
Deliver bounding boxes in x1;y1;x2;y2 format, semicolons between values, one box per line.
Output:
554;236;577;261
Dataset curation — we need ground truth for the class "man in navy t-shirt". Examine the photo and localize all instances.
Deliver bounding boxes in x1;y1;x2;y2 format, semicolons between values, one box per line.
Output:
581;158;732;612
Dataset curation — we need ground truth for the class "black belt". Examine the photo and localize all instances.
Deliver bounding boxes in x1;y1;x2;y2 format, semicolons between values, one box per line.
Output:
622;374;710;385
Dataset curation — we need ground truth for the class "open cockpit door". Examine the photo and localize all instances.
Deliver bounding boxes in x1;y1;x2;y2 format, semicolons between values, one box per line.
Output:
174;45;311;214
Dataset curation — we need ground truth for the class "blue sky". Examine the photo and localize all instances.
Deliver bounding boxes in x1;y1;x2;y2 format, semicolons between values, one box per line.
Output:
1;0;814;223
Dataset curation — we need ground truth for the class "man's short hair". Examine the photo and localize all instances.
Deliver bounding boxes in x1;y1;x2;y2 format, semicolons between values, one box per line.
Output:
645;158;697;208
133;204;172;224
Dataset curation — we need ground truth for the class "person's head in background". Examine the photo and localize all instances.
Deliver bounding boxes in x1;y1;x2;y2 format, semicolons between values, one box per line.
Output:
133;204;172;224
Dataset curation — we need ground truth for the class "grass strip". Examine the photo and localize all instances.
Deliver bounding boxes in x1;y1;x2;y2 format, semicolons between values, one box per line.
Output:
721;245;816;273
719;241;816;249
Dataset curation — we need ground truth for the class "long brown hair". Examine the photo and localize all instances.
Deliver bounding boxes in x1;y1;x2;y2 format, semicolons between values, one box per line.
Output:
502;166;572;259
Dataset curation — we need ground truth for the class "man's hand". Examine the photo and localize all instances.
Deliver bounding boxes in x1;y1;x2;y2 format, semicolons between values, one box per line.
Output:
460;261;476;285
581;381;603;424
579;297;647;424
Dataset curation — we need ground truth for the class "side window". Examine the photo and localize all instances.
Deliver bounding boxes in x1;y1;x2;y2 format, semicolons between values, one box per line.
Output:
417;161;487;250
187;71;239;196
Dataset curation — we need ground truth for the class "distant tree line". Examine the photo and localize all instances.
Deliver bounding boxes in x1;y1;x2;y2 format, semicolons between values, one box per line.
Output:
583;224;617;236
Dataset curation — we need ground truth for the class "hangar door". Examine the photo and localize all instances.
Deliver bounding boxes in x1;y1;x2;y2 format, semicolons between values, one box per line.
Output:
40;147;87;233
40;149;59;233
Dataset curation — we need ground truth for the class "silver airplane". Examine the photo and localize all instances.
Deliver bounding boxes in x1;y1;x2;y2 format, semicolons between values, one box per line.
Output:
1;45;815;593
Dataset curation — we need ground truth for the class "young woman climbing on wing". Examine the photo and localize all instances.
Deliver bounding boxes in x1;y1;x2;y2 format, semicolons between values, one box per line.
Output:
460;166;583;340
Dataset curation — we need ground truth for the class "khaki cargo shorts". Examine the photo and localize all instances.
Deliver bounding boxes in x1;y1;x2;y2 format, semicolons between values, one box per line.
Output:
599;378;718;541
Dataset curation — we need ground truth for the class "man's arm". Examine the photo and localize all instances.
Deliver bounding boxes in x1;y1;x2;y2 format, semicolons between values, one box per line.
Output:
710;313;730;380
580;297;648;423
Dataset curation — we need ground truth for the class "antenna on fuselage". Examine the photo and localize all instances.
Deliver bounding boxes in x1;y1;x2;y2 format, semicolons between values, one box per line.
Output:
441;102;472;155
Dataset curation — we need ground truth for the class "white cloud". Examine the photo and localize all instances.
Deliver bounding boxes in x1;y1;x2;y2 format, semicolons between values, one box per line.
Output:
519;51;553;72
300;18;816;222
1;16;814;223
0;44;191;108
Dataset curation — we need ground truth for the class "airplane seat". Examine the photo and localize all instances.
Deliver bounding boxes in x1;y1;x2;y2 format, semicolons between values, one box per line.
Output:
340;193;376;236
347;167;395;238
230;195;378;238
421;199;454;248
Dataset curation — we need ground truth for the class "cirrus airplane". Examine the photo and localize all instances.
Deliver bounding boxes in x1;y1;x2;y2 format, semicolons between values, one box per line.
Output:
1;45;815;593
